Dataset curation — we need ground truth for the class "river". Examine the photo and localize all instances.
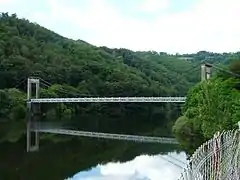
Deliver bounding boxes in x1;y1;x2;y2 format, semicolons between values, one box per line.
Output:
0;115;186;180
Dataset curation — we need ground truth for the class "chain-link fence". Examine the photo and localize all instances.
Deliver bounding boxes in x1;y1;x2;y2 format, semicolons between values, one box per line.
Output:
178;129;240;180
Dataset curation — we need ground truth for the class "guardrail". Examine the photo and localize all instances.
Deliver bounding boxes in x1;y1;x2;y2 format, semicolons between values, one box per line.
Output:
29;97;186;103
178;129;240;180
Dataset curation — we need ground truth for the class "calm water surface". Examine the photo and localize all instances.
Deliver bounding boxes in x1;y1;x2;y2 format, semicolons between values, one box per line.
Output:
0;116;186;180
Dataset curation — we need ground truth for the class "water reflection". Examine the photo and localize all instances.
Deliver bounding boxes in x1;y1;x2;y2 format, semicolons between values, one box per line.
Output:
0;115;185;180
69;152;187;180
0;136;184;180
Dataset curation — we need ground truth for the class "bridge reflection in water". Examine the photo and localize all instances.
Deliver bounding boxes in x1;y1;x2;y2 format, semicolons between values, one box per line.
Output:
34;127;179;145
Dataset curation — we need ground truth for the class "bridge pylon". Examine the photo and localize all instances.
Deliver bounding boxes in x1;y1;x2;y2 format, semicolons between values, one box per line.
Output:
26;78;40;152
201;63;212;81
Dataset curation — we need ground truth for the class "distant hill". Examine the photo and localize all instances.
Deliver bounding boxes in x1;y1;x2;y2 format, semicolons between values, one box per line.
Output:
0;12;200;96
177;51;240;65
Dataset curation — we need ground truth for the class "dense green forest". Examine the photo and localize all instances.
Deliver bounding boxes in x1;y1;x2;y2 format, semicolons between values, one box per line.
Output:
173;60;240;153
0;13;201;142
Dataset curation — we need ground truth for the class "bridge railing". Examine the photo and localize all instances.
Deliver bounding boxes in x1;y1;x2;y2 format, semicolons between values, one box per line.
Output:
29;97;186;103
178;129;240;180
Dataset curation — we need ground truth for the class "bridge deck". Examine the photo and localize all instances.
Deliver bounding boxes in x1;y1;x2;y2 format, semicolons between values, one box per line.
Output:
29;97;186;103
35;129;179;144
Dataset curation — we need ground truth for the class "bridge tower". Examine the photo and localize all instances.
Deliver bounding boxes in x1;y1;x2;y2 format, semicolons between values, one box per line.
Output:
26;78;40;152
201;63;212;81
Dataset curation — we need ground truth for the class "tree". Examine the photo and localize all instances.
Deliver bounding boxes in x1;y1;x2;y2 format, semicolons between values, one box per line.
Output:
173;75;240;153
229;60;240;75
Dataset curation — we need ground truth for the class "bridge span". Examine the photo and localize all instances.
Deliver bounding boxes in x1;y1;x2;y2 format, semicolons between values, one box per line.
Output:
29;97;186;103
26;77;185;152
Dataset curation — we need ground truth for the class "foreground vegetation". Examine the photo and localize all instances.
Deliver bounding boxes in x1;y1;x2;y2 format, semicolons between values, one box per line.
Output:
173;61;240;153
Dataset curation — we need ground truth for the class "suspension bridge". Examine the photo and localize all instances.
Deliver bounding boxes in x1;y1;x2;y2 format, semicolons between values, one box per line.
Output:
26;76;186;152
26;63;213;152
26;76;185;152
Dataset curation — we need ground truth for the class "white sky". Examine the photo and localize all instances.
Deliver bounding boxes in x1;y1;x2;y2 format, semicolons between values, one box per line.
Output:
1;0;240;53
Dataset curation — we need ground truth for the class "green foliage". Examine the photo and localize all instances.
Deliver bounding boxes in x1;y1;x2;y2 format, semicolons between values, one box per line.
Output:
173;71;240;153
0;88;26;120
172;115;205;154
229;60;240;75
10;105;26;120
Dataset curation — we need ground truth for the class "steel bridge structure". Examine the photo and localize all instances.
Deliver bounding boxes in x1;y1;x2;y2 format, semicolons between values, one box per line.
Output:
26;63;213;152
26;76;189;152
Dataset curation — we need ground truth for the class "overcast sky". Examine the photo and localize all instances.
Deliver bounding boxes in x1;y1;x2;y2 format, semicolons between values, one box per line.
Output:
1;0;240;53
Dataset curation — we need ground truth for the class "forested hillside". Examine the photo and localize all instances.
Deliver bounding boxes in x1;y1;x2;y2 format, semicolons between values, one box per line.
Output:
0;13;199;95
2;13;237;144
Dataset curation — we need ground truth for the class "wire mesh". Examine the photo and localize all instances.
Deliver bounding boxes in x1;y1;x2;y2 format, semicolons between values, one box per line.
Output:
178;129;240;180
